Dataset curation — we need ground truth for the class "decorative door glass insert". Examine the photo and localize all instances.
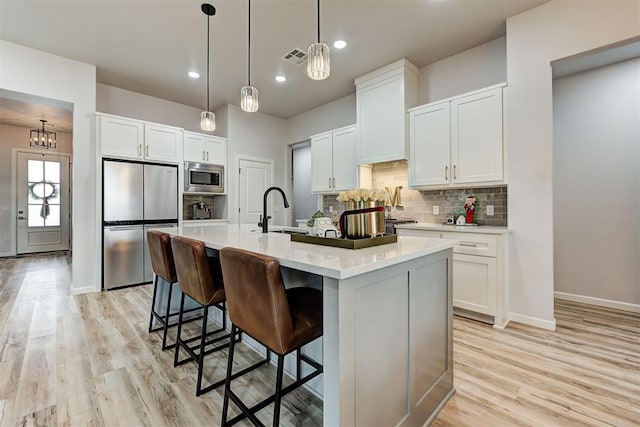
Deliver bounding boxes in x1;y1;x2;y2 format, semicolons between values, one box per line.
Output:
27;160;61;227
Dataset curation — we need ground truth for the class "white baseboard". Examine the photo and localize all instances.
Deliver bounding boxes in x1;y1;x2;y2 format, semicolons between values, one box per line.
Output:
71;285;99;295
0;251;16;258
555;291;640;313
507;312;556;331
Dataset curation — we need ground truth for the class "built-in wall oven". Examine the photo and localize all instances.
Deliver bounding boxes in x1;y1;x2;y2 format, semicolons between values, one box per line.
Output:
184;162;224;193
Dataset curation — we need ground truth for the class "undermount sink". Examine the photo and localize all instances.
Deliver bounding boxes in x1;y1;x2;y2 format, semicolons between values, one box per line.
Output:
269;229;308;235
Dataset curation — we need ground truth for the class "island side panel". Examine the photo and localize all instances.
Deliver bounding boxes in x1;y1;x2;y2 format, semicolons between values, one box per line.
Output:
335;248;454;426
322;277;340;427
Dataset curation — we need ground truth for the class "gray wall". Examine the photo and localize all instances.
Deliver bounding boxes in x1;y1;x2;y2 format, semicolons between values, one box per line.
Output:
553;58;640;306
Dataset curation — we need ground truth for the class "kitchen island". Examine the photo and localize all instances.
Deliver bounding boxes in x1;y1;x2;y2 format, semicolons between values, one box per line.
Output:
164;224;456;426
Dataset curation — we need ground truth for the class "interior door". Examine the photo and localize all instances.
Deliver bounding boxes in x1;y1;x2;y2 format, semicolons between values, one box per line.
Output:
17;152;71;254
238;158;272;225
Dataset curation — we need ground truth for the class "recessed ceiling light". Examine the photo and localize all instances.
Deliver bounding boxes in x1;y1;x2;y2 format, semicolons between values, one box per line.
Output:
187;71;200;79
275;75;287;83
333;40;347;49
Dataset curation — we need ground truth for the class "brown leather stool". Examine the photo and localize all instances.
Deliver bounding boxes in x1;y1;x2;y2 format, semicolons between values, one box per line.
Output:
170;236;241;396
147;230;202;350
219;247;323;427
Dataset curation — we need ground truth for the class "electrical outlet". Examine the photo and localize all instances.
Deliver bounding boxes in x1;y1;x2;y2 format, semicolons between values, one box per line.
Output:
433;205;439;215
486;205;495;216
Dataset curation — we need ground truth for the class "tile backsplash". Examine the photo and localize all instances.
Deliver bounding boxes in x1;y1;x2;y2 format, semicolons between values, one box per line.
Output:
323;160;507;226
183;194;216;220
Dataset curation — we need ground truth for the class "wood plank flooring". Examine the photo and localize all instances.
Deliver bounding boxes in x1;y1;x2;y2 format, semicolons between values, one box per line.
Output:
0;253;638;426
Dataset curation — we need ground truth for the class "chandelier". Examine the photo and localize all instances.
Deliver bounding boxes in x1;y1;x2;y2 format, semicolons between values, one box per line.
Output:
30;120;57;149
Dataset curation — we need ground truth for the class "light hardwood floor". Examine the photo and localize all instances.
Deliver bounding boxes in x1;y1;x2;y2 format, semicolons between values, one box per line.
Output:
0;253;638;426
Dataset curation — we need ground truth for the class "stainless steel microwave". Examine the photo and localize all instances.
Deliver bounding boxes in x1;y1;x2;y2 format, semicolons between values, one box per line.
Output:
184;162;224;193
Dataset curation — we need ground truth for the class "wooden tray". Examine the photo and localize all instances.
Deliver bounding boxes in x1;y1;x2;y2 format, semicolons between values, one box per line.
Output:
290;233;397;250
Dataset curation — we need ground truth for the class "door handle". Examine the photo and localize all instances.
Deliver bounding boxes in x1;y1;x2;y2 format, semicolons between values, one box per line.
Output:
145;145;149;157
18;216;28;220
332;177;335;187
206;151;209;162
138;144;142;156
328;178;332;188
445;165;448;180
453;164;457;180
202;150;205;161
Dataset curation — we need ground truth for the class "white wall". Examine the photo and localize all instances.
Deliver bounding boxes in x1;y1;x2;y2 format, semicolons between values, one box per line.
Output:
506;0;640;329
553;58;640;308
0;40;97;293
0;124;73;255
418;36;507;104
97;83;223;135
287;94;356;144
225;104;289;225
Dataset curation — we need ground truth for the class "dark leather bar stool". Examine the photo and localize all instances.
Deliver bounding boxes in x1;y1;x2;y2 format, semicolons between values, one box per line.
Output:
219;247;323;427
170;236;241;396
147;230;201;350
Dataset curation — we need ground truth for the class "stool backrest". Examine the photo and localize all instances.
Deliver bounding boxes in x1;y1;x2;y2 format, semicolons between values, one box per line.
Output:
219;247;293;354
171;236;225;306
147;230;177;283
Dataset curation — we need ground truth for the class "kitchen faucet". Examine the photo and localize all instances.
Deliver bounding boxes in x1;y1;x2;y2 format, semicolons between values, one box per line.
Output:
259;186;289;233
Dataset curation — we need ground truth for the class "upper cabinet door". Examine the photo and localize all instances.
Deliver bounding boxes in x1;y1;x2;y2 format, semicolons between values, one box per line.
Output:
311;132;333;193
100;115;144;159
451;88;503;184
183;132;206;163
205;136;226;166
409;102;450;187
332;126;357;191
144;124;183;164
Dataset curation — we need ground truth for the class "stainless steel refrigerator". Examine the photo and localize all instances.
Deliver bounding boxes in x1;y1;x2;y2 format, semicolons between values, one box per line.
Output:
102;159;178;290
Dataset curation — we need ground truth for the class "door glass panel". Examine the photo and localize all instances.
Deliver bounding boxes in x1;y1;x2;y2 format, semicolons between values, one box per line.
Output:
26;159;61;227
28;205;45;227
28;160;43;182
44;161;60;183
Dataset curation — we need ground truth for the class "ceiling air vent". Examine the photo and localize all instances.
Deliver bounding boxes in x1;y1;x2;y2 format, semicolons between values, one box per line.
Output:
283;48;307;65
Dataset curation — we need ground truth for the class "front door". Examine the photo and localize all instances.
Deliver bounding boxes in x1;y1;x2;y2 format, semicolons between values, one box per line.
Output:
17;152;71;254
238;158;272;225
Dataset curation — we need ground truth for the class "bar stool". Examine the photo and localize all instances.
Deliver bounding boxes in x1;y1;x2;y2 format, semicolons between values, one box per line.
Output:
219;247;323;427
170;236;240;396
147;230;201;350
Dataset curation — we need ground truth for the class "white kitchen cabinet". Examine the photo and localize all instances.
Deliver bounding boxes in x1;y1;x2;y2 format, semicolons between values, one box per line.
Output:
144;123;182;163
311;125;357;193
355;59;418;164
99;115;145;159
183;131;227;166
98;113;183;164
409;84;505;189
396;227;506;327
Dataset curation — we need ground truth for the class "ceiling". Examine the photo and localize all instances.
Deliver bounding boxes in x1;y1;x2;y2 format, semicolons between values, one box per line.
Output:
0;89;73;132
0;0;549;121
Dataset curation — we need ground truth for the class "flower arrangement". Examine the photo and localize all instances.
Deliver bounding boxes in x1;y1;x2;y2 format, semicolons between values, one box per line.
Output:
336;188;388;203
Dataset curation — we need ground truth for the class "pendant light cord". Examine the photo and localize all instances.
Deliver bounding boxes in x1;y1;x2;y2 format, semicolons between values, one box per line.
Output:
248;0;251;86
206;13;211;111
317;0;320;43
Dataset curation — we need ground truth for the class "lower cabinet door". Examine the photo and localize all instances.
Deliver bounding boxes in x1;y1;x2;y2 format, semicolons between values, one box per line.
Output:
452;253;496;316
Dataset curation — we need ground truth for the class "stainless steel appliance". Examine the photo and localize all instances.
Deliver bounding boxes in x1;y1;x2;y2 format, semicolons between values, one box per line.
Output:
384;218;417;235
191;201;212;219
184;162;224;193
102;159;178;290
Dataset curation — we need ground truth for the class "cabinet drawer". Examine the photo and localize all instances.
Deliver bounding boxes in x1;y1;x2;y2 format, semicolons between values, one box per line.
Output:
396;229;442;239
442;232;496;257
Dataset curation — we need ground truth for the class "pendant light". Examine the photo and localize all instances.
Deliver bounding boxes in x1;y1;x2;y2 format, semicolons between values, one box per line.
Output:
30;119;56;149
241;0;259;112
307;0;330;80
200;3;216;131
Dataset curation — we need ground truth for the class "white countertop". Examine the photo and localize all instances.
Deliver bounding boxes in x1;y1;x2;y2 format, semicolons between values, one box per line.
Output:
395;222;509;235
162;224;456;280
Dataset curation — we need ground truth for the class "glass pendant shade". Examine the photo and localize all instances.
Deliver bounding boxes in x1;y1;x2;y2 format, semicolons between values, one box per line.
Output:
200;111;216;131
307;42;330;80
240;85;259;112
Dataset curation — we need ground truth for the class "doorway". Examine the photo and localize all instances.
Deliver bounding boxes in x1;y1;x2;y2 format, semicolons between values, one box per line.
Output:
291;141;319;226
238;157;273;225
16;151;71;254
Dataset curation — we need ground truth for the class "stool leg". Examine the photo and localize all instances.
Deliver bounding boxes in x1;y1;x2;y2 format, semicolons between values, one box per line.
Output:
272;354;285;427
161;281;174;350
173;292;186;368
148;275;159;333
222;325;238;426
195;305;209;396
